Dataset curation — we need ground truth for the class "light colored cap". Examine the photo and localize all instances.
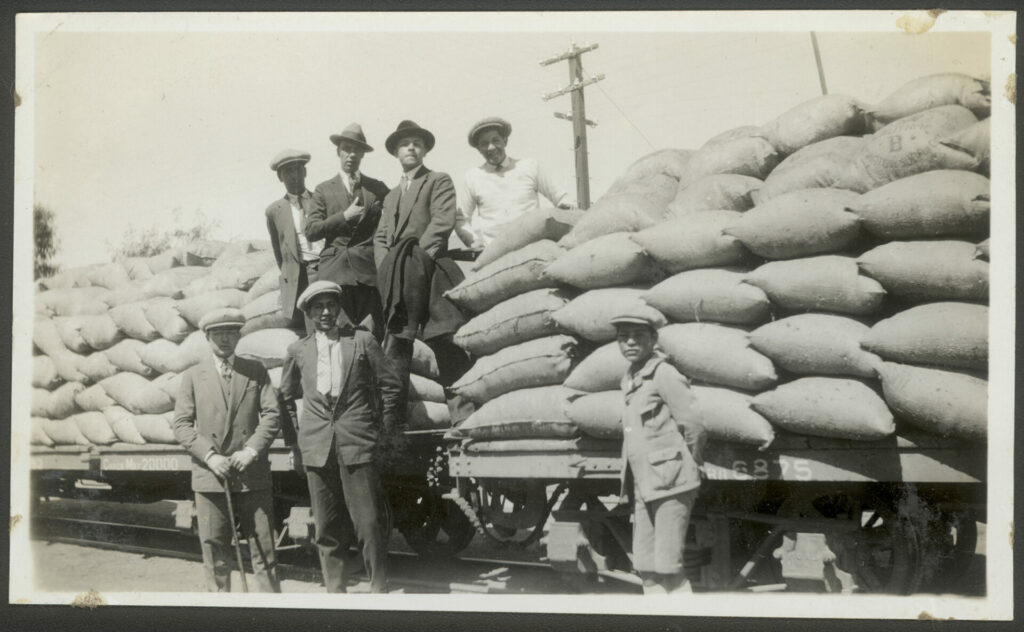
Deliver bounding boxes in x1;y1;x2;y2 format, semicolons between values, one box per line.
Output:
467;116;511;147
609;302;667;329
270;148;311;172
296;280;343;311
199;307;246;332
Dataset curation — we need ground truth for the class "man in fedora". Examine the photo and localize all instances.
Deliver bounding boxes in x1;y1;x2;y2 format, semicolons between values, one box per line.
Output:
306;124;391;337
373;120;466;422
279;281;403;593
455;116;574;249
265;149;321;332
172;308;282;593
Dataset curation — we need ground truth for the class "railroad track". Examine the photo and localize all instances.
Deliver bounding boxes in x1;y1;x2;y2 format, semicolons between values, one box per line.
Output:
31;512;639;594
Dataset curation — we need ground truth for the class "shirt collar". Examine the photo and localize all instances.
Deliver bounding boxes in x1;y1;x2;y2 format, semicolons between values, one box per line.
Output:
286;190;310;204
629;351;666;380
217;354;235;367
314;329;340;344
339;170;361;185
401;164;424;181
482;156;513;172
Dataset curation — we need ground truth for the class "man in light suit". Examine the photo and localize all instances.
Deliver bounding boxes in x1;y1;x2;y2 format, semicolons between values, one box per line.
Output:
307;124;391;336
172;308;282;593
279;281;403;593
372;120;464;420
265;148;322;332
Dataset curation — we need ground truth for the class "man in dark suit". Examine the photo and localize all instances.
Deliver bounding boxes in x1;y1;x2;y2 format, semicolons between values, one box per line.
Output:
279;280;403;593
306;124;390;336
372;120;466;420
265;148;321;332
172;308;282;593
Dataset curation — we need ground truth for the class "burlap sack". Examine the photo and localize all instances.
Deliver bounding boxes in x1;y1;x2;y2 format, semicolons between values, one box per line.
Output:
235;328;301;369
658;323;778;391
643;269;771;326
877;362;986;442
84;262;133;290
749;314;882;378
406;400;451;431
869;73;990;124
667;174;762;216
31;418;56;447
177;289;248;328
77;352;120;383
41;418;91;446
140;266;211;299
551;288;656;343
753;378;895;441
451;335;579;404
32;355;62;389
242;290;282;321
409;374;446;404
99;372;175;415
103;406;147;445
104;339;158;377
679;136;780;188
744;255;886;316
756;136;865;202
144;300;194;344
33;317;69;356
762;94;868;156
72;411;119;445
723;189;862;260
863;302;988;371
692;385;776;449
240;313;294;336
33;382;84;419
109;300;162;341
631;211;748;274
184;239;231;266
940;117;990;174
857;240;989;302
411;339;441;380
701;125;763;148
545;232;664;290
50;351;90;383
446;240;563;313
558;195;661;248
246;267;281;303
565;390;623;439
562;342;630;393
473;208;583;270
78;313;124;351
53;316;92;353
457;386;577;440
74;383;118;412
453;288;571;357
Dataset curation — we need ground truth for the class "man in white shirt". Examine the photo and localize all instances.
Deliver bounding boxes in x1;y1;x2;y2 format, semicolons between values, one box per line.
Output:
265;148;322;332
455;117;574;249
280;281;403;593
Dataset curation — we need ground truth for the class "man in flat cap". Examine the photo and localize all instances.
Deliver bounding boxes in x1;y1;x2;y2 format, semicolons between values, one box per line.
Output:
279;281;403;593
265;148;322;332
611;303;706;595
172;308;282;592
455;117;574;249
373;120;467;422
306;124;391;337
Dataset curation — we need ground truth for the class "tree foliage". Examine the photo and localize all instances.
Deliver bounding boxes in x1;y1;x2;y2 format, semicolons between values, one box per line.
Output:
34;204;60;279
112;208;219;259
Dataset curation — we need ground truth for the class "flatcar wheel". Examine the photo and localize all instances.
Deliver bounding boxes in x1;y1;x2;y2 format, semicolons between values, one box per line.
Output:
847;505;924;594
398;488;475;559
476;481;551;548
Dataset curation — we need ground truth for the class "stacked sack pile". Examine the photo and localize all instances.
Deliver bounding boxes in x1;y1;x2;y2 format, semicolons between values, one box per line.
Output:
443;72;990;454
30;237;452;448
32;240;280;447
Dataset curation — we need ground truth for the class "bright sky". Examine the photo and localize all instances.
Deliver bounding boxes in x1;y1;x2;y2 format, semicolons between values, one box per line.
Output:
23;12;994;269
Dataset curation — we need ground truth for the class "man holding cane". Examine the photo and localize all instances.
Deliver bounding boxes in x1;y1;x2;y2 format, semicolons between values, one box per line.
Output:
172;308;282;593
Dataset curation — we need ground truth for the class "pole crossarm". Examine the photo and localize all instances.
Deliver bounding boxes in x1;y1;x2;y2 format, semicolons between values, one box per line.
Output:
539;42;599;66
554;112;597;127
542;74;605;101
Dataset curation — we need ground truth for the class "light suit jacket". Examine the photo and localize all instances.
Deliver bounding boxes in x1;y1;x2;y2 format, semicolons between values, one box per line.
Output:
266;192;317;322
620;353;707;502
172;356;281;493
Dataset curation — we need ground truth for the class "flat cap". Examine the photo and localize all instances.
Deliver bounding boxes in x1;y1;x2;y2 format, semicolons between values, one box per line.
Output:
467;117;512;147
199;308;246;332
270;148;311;172
297;280;343;311
609;302;667;329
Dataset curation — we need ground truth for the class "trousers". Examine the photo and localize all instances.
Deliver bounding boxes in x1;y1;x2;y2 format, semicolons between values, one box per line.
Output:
632;487;697;575
306;444;390;593
195;488;280;592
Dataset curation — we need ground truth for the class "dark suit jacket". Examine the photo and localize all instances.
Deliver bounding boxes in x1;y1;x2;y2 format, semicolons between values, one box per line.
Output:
373;166;456;269
172;356;280;493
306;173;390;288
266;192;317;322
279;327;402;468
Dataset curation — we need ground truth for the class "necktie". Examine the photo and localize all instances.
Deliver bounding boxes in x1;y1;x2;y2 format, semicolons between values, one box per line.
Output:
296;195;307;232
220;360;232;383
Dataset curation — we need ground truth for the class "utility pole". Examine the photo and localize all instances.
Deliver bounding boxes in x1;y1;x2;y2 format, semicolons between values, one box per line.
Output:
540;42;603;210
810;32;828;96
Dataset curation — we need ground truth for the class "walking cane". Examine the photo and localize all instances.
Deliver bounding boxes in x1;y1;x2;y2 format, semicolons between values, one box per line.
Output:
221;474;249;593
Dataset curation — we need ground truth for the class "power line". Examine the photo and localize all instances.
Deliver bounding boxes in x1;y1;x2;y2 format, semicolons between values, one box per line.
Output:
593;78;656;151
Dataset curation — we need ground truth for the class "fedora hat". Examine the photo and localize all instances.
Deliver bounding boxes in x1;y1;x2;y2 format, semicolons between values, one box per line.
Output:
329;123;374;152
385;120;436;156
